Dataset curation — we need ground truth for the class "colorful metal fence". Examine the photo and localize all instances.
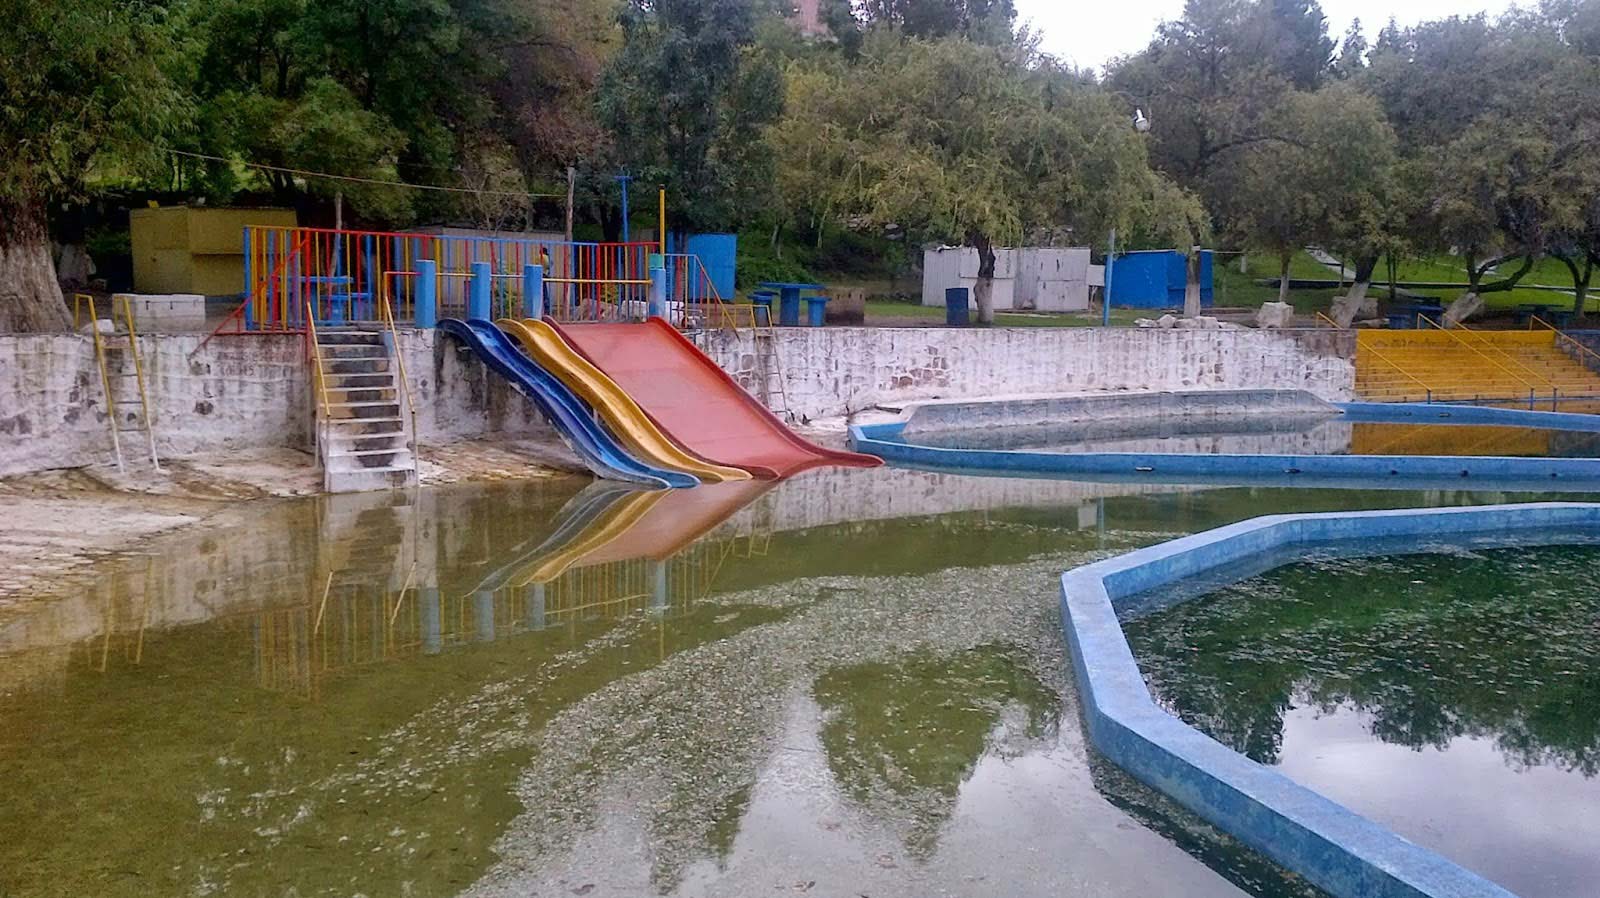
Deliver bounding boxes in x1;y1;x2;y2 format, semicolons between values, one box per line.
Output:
230;226;660;332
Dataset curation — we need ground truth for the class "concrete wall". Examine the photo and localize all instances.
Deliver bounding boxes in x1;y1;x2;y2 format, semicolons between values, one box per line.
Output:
2;325;1354;476
0;332;554;476
703;327;1356;422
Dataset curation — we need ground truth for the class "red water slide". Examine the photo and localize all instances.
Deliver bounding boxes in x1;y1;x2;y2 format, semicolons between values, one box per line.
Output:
549;318;883;479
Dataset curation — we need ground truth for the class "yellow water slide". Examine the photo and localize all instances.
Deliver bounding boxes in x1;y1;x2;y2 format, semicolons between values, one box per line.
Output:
496;317;751;483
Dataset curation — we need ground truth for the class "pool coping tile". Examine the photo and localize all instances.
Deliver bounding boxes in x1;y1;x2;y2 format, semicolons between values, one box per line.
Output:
1059;502;1600;898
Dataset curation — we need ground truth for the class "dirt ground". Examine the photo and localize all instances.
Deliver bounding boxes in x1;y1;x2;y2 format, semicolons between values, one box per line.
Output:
0;435;588;618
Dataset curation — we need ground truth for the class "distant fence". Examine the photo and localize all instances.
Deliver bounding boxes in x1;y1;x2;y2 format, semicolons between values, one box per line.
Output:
230;226;666;332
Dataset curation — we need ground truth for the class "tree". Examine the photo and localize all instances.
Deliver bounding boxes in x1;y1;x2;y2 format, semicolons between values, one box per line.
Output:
1332;17;1368;78
844;0;1017;42
598;0;784;234
776;36;1200;323
0;0;185;332
1210;85;1396;305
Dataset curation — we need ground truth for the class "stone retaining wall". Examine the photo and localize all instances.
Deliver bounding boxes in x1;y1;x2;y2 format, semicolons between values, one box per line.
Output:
2;326;1356;477
700;327;1355;422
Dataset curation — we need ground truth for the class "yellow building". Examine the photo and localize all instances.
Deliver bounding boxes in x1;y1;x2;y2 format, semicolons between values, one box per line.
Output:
131;206;297;296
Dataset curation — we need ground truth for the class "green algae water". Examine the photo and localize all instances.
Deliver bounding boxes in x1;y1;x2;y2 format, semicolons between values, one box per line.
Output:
0;469;1577;898
1125;545;1600;898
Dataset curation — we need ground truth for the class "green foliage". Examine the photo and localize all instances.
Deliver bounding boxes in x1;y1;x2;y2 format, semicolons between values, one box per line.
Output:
598;0;785;233
776;36;1197;255
841;0;1017;43
0;0;188;205
735;238;814;288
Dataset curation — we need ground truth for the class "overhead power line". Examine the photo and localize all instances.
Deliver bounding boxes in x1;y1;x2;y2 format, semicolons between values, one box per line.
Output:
163;148;566;200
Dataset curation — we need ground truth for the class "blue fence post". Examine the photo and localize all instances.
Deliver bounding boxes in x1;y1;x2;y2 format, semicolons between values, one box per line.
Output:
648;560;668;614
524;264;544;320
242;227;254;331
420;587;441;655
415;259;438;328
470;260;492;320
648;253;666;320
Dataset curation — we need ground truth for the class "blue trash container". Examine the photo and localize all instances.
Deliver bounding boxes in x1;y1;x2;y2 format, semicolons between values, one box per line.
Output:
805;296;828;327
750;291;775;326
779;293;802;326
945;287;970;326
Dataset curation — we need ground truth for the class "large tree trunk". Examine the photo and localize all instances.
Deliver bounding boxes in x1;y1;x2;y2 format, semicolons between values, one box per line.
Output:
1560;253;1593;320
971;233;996;326
1346;254;1378;304
0;194;70;333
1276;250;1291;305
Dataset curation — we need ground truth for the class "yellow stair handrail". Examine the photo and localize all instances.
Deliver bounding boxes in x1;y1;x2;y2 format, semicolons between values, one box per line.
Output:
306;301;333;464
1532;315;1600;370
1357;341;1438;399
1315;311;1346;329
378;295;420;459
1417;314;1553;396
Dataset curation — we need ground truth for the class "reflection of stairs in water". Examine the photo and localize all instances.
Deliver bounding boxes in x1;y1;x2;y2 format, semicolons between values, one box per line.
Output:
1356;330;1600;402
1350;423;1552;457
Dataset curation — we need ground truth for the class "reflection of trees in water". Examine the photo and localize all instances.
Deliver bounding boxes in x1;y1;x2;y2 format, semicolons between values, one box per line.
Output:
1125;548;1600;774
813;646;1058;858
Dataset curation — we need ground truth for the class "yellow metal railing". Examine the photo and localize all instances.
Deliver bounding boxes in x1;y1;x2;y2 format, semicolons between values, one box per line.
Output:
1435;316;1565;392
76;293;159;472
378;295;419;459
1357;341;1438;400
305;301;333;464
1532;315;1600;371
1315;311;1345;329
1417;314;1553;397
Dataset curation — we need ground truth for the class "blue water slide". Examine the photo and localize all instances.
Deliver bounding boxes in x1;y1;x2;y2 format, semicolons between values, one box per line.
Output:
439;318;698;489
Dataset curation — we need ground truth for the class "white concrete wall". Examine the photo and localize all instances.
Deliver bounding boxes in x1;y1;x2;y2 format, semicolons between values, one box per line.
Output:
702;327;1356;422
0;332;555;477
1;326;1354;477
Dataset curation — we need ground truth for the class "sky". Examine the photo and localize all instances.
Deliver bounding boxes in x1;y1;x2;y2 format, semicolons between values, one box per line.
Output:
1013;0;1523;74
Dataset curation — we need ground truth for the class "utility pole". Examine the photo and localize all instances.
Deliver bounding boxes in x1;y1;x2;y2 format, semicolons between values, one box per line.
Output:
616;174;633;242
564;166;575;244
334;191;343;232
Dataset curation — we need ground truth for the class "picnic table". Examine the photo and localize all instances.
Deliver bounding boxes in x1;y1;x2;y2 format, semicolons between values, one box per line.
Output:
1386;302;1445;329
759;281;827;326
1516;303;1571;328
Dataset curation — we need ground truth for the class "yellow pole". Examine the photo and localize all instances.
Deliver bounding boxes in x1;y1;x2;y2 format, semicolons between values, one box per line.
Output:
658;187;667;257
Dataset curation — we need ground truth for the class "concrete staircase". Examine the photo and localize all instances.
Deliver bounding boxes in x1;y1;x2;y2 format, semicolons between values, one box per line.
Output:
1355;330;1600;403
312;330;418;493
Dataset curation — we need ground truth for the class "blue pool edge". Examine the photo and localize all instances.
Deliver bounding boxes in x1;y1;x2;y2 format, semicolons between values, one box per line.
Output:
1060;503;1600;898
847;401;1600;486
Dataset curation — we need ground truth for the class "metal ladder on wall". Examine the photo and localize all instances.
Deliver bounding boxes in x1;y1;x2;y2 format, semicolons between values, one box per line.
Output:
751;307;793;422
79;295;160;474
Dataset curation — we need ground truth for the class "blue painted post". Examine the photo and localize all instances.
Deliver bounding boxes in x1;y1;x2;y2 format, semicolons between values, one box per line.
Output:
470;260;492;320
648;560;668;614
526;583;546;631
415;259;438;328
1103;229;1117;327
474;590;495;643
420;587;441;655
648;254;666;320
242;228;253;331
523;264;544;320
618;174;632;242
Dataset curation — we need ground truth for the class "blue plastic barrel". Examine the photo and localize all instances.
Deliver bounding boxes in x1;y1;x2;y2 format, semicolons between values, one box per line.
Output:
805;296;828;327
945;287;970;326
750;291;775;326
779;293;802;326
